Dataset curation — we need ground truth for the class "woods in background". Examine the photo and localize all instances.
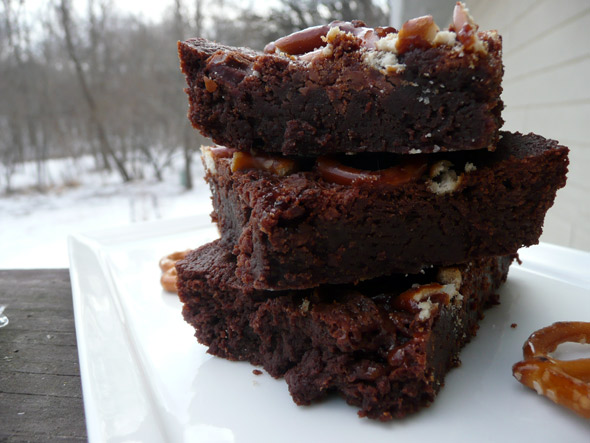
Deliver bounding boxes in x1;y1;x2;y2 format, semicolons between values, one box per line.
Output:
0;0;389;194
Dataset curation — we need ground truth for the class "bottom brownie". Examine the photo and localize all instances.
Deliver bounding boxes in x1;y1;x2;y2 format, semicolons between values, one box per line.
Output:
177;240;514;420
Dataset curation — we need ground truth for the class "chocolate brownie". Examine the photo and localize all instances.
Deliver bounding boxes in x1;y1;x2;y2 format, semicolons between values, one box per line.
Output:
202;131;567;290
177;240;514;420
178;3;503;156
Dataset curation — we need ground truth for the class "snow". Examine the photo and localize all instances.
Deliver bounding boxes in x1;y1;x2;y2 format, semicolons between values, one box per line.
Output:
0;154;213;269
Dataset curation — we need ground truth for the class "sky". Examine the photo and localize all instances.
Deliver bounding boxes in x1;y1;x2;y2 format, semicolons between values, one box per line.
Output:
22;0;169;21
22;0;277;22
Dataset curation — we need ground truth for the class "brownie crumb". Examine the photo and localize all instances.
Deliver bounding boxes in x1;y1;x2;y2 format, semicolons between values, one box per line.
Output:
253;369;263;375
177;240;514;420
511;323;518;329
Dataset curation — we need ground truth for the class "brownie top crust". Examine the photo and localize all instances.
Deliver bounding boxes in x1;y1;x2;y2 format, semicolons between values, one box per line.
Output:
179;3;504;156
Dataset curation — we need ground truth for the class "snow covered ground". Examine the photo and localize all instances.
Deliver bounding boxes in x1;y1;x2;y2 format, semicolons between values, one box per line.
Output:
0;154;212;269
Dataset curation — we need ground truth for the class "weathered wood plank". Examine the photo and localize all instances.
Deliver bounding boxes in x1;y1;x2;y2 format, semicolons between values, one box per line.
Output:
0;329;78;347
1;342;81;376
0;372;82;398
0;269;87;441
0;392;87;441
0;312;77;333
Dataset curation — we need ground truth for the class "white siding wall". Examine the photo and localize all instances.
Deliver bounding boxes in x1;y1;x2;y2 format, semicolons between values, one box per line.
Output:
466;0;590;251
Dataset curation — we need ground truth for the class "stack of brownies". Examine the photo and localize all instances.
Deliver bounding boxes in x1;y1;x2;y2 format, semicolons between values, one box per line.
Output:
175;3;568;420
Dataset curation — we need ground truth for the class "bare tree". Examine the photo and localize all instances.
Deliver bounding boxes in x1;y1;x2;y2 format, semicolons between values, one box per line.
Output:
0;0;48;191
1;0;25;193
172;0;208;190
0;117;22;194
57;0;131;182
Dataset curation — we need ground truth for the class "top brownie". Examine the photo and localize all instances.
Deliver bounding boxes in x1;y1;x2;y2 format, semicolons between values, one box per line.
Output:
178;3;503;156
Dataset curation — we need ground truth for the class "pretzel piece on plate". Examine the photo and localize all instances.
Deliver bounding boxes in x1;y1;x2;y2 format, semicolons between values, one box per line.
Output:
159;250;190;293
512;321;590;418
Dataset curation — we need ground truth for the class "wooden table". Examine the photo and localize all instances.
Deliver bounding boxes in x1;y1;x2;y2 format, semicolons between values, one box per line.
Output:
0;269;87;442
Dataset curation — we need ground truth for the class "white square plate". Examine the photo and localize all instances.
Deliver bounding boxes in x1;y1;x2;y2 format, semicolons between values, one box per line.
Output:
68;216;590;442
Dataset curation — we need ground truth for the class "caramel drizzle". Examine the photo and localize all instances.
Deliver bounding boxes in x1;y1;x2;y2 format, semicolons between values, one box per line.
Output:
316;155;427;186
212;148;428;187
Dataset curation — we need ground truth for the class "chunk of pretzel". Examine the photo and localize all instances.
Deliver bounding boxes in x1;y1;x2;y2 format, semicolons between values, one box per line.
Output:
512;321;590;418
159;250;190;293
